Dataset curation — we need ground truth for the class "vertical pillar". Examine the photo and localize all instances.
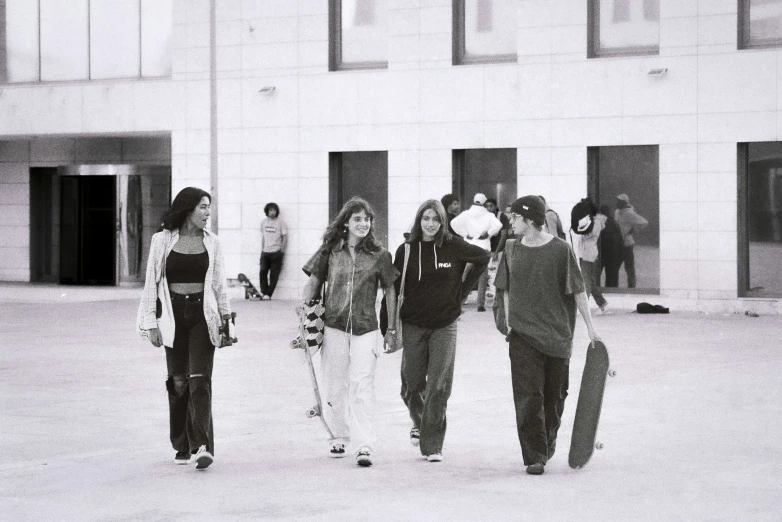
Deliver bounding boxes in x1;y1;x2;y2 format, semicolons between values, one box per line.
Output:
209;0;218;231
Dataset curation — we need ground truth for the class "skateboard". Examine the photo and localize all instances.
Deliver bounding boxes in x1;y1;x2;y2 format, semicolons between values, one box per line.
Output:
219;312;238;348
237;273;262;300
290;299;334;438
484;256;499;308
568;340;616;469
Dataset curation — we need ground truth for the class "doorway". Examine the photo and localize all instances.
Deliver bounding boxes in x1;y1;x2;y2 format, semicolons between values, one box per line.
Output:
59;175;117;285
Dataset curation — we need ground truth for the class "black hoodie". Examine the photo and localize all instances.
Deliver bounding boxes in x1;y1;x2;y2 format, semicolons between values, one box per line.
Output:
392;237;490;329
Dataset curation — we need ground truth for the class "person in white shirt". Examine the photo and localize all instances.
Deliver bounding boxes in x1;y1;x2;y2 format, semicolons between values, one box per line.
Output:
450;193;503;307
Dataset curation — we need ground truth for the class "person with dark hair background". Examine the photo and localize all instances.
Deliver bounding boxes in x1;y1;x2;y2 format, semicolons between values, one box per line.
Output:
137;187;232;471
598;204;623;288
390;199;490;462
259;202;287;300
440;194;461;236
300;197;399;467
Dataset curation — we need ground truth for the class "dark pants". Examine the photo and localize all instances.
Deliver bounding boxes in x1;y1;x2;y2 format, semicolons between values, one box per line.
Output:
259;251;284;297
601;258;621;288
165;292;215;455
400;321;457;456
620;245;636;288
508;332;569;466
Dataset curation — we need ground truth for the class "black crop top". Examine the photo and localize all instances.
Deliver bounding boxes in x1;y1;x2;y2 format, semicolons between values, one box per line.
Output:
166;251;209;284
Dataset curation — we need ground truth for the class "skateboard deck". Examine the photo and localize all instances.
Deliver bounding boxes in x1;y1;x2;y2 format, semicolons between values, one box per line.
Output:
219;312;238;347
484;257;499;308
291;300;333;438
237;273;262;300
568;340;615;469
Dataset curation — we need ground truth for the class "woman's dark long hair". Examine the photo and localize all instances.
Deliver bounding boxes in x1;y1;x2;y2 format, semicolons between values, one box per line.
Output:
322;197;381;254
407;199;452;247
162;187;212;231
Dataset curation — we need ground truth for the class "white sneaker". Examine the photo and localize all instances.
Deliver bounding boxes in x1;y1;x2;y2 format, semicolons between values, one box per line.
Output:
355;448;373;467
329;443;346;458
194;445;213;470
410;427;420;447
426;453;443;462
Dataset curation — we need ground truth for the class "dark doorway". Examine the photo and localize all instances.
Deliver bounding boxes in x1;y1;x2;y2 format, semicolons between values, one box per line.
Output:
329;151;389;247
59;176;116;285
30;168;58;282
452;148;517;213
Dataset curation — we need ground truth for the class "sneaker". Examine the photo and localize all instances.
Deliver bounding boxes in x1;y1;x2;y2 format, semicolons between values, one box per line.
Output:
526;463;545;475
409;427;420;447
477;306;486;312
598;303;608;314
355;448;373;467
194;445;213;470
329;443;346;458
174;451;191;465
426;453;443;462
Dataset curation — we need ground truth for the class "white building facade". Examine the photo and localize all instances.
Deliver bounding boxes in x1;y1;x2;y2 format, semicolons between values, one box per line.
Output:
1;0;782;314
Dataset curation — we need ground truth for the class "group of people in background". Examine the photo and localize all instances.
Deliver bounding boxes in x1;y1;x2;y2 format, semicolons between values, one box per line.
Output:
138;185;653;475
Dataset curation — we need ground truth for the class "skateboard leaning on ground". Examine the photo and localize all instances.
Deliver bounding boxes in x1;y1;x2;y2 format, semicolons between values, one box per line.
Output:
568;340;616;469
237;273;262;300
290;299;334;438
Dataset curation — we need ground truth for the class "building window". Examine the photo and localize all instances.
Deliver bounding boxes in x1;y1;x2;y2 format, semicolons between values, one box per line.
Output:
329;0;388;71
452;148;517;217
739;0;782;49
329;152;389;247
588;146;659;293
0;0;171;83
738;142;782;297
588;0;659;58
453;0;517;65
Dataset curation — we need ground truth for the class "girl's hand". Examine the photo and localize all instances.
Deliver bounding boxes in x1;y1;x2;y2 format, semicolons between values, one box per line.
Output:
148;328;163;347
383;331;402;354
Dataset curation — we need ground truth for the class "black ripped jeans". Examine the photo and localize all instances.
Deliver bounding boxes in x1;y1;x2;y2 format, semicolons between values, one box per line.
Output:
165;292;215;455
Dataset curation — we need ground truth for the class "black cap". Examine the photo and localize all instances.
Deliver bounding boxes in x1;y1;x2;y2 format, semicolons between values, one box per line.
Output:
510;195;546;221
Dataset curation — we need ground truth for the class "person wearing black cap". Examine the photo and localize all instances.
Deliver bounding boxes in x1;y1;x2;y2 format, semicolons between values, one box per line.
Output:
494;195;601;476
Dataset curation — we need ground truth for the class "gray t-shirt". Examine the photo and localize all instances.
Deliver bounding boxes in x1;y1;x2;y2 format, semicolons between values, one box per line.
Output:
495;238;584;359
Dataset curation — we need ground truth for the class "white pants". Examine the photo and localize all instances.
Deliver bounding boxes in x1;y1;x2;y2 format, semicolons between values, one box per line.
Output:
322;326;380;455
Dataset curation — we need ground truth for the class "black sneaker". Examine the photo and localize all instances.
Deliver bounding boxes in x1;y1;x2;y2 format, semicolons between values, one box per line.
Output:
526;463;545;475
174;451;191;465
356;448;373;467
330;443;346;458
477;306;486;312
410;427;420;447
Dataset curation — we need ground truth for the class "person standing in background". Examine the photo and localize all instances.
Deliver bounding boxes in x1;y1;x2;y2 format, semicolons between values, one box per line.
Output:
259;202;287;300
598;204;623;288
475;197;509;312
440;194;461;236
614;194;648;289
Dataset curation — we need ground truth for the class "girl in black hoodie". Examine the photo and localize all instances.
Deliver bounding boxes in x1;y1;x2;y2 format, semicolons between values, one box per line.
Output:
391;199;490;461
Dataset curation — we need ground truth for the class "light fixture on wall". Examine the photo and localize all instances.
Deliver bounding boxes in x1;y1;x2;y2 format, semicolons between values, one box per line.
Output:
258;86;276;94
647;68;668;76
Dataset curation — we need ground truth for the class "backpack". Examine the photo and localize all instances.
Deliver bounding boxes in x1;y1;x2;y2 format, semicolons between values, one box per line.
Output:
546;209;566;239
570;198;596;235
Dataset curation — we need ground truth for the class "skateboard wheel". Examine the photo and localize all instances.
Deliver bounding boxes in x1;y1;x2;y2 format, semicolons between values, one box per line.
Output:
306;404;320;418
608;369;617;377
595;442;604;450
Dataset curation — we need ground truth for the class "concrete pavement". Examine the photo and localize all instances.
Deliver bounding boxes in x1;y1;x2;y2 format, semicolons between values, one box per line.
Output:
1;286;781;521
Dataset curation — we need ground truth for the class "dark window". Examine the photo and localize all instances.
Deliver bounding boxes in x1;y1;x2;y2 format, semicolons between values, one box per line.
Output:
738;142;782;297
329;151;389;248
588;145;659;293
738;0;782;50
452;148;517;217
